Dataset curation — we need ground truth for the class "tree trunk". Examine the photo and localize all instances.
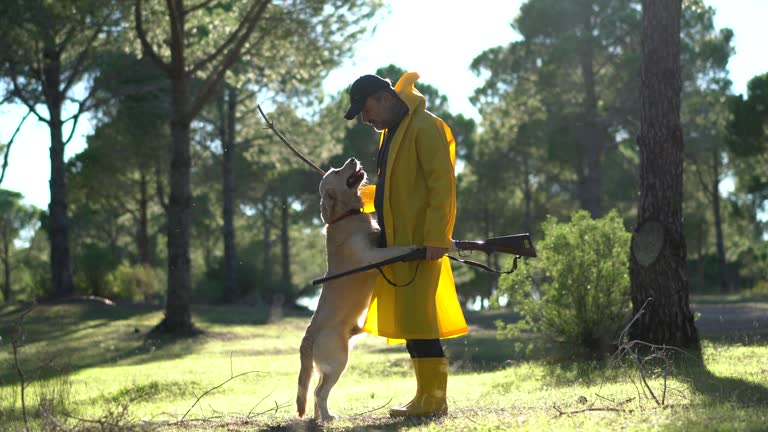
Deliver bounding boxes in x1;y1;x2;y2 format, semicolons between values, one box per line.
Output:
160;69;196;334
711;146;728;293
280;194;291;290
579;0;604;218
522;155;533;234
138;171;151;265
2;235;10;303
629;0;699;350
43;46;74;299
262;205;273;289
136;0;267;333
221;86;239;302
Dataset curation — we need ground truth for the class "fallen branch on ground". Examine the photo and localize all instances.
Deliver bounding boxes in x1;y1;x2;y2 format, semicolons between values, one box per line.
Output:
180;370;267;421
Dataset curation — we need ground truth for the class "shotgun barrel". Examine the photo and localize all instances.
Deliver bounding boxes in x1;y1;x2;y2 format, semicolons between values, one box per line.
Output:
453;233;537;258
312;247;426;286
311;233;536;286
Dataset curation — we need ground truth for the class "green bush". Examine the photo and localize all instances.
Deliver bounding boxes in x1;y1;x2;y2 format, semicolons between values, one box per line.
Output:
497;210;631;353
73;243;119;297
104;263;165;304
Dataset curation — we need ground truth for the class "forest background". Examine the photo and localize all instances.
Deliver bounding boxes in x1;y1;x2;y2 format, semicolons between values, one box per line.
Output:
0;0;766;318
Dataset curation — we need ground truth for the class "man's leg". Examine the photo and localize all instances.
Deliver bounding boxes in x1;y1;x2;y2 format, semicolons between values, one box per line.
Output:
390;339;448;417
406;339;444;358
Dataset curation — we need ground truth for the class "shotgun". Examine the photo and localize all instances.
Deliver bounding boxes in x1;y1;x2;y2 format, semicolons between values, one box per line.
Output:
312;233;536;286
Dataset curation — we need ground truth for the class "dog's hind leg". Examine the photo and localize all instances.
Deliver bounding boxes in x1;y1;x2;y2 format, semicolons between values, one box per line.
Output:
312;329;349;421
312;374;324;420
314;366;344;421
296;333;314;417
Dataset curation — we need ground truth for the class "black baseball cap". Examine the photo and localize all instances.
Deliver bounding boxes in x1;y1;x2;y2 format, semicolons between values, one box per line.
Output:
344;74;393;120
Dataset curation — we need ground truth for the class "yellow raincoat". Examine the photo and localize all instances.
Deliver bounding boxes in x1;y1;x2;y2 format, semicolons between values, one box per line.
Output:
359;72;468;343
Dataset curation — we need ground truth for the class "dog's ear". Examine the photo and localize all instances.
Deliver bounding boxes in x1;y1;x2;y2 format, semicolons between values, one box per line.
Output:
320;189;337;223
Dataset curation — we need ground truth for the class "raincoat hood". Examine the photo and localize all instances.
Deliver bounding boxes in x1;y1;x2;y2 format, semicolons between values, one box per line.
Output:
394;72;427;115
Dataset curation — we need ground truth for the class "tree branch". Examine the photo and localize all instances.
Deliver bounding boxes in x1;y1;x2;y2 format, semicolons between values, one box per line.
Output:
62;88;97;145
256;105;325;175
194;138;217;157
10;74;48;124
62;14;109;94
0;109;33;186
56;22;81;54
186;0;270;120
184;0;217;16
686;152;714;199
154;165;169;211
134;0;172;74
166;0;185;77
187;1;262;76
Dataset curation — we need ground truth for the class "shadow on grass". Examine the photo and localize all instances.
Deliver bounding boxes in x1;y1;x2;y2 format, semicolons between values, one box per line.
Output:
256;413;451;432
446;308;566;373
529;332;768;409
0;301;282;386
680;349;768;406
361;308;559;374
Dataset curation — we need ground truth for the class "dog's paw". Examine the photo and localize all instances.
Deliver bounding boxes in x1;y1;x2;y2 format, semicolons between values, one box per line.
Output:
318;412;337;422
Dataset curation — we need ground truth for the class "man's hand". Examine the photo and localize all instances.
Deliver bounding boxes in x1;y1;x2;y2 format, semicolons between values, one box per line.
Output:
425;246;448;260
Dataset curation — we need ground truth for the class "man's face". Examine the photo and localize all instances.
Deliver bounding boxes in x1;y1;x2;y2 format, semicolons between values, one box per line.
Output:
360;92;399;132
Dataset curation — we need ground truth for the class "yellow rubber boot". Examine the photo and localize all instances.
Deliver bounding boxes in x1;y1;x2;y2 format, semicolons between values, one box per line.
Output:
390;357;448;417
388;358;423;415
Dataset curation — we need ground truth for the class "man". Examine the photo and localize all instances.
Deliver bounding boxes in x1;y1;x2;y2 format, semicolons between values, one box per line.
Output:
344;72;468;417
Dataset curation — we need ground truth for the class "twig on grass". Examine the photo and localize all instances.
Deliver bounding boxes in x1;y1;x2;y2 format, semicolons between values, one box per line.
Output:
56;402;135;431
551;389;636;417
629;352;660;405
180;370;266;421
610;297;695;408
595;393;635;407
552;404;628;417
42;399;145;432
352;398;393;417
462;410;480;424
248;399;292;418
10;307;34;432
551;299;693;417
39;407;69;432
246;385;278;418
207;403;223;417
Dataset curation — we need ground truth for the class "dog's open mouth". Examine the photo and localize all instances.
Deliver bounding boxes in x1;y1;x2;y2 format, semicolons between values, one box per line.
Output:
346;168;365;189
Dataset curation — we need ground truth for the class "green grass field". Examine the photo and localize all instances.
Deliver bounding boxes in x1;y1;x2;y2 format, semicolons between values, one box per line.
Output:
1;296;766;431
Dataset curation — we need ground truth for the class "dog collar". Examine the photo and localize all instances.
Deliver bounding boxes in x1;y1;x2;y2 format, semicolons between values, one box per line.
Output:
327;208;362;225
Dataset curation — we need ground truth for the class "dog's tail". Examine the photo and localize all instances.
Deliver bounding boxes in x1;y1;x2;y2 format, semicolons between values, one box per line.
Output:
296;332;314;417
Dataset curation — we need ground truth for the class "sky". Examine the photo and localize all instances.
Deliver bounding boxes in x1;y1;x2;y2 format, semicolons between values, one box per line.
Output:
1;0;766;210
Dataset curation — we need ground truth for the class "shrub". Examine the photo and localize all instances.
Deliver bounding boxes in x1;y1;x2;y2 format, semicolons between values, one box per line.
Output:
104;263;165;304
72;244;112;296
497;210;632;353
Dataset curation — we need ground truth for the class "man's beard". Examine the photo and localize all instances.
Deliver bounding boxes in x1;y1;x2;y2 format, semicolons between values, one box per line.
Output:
376;102;406;132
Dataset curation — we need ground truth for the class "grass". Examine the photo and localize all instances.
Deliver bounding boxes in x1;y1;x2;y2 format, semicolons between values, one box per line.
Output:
0;296;766;431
